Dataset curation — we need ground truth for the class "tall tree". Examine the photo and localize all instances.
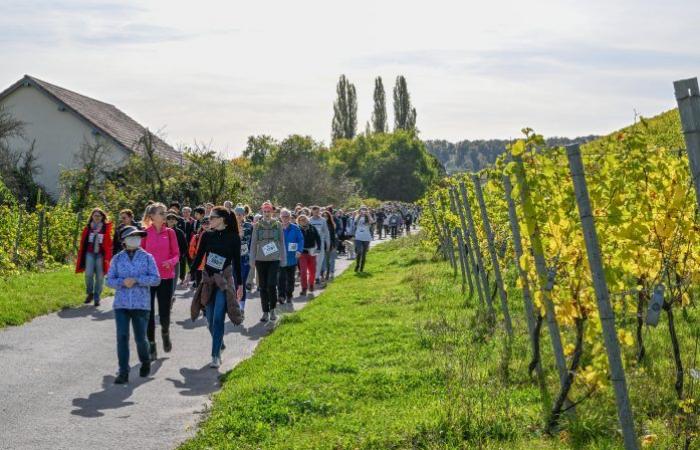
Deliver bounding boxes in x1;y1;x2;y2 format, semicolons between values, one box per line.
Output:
393;75;417;131
331;75;357;141
371;76;387;133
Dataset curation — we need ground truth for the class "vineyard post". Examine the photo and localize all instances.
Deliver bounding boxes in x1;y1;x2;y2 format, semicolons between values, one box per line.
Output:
566;143;638;450
452;187;484;306
503;173;547;386
472;174;513;337
448;189;469;295
512;154;568;385
674;78;700;211
428;199;447;259
450;187;476;298
37;208;45;262
12;202;24;264
439;193;458;275
459;180;496;320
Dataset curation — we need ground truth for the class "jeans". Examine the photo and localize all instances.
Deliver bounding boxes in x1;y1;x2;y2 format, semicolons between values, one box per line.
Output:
240;260;251;310
376;222;384;238
256;260;279;312
355;240;370;271
148;279;174;342
277;265;296;299
315;247;325;280
84;253;104;298
115;308;150;376
298;253;316;290
205;289;226;358
323;248;337;276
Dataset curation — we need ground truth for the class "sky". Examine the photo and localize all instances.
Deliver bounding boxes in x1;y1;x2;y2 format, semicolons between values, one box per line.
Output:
1;0;699;156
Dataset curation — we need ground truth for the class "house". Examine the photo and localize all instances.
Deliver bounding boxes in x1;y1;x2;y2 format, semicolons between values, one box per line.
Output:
0;74;181;199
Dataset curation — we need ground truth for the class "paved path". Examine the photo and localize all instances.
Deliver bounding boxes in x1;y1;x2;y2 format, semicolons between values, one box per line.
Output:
0;238;388;450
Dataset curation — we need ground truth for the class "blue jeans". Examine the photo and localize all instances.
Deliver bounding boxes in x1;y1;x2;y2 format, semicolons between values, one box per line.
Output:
240;260;250;310
84;253;104;298
324;248;337;275
205;289;226;358
115;308;150;376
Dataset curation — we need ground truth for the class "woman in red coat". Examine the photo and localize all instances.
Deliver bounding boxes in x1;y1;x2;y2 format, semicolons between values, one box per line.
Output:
75;208;113;306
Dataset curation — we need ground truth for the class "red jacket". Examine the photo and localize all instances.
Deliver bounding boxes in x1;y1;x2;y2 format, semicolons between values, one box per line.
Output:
75;222;113;274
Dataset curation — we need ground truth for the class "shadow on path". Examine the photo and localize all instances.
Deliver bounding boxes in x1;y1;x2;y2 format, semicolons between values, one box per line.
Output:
70;359;164;418
165;364;221;397
58;306;114;321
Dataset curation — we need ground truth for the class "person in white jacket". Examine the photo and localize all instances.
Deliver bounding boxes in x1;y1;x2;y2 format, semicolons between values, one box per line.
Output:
354;206;374;273
308;206;330;284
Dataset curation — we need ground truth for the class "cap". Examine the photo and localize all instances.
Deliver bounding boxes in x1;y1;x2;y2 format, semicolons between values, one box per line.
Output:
120;225;147;240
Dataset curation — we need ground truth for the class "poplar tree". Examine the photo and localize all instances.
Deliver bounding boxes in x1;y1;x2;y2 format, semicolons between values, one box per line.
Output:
331;75;357;141
393;75;417;131
371;76;388;133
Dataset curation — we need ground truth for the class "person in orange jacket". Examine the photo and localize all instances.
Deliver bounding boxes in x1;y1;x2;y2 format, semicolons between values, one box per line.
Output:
75;208;114;306
188;216;210;288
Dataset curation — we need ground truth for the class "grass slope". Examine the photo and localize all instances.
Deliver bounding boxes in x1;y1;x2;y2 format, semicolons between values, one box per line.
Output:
0;266;111;328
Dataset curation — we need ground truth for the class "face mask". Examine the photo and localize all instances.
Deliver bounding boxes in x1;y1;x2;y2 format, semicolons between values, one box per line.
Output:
124;236;142;249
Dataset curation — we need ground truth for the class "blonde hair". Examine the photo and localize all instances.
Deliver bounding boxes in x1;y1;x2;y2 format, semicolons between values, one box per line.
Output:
141;202;167;228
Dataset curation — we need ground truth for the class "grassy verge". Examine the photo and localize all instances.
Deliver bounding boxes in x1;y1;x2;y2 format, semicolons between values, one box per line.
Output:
181;233;699;449
0;266;112;328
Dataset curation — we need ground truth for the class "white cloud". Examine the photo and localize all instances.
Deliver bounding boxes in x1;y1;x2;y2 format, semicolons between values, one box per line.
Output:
1;0;699;155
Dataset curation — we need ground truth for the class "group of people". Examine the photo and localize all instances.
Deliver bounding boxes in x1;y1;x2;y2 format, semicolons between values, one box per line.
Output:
74;200;420;384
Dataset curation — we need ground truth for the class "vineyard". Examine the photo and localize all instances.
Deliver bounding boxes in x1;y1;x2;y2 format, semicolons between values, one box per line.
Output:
0;180;83;277
421;92;700;449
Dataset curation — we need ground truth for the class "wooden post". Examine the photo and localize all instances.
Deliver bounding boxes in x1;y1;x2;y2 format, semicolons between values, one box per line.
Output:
566;144;638;450
37;208;45;262
452;187;482;306
448;189;469;295
429;199;447;259
512;154;568;385
439;193;458;275
459;180;496;320
472;174;513;337
450;188;475;298
674;78;700;212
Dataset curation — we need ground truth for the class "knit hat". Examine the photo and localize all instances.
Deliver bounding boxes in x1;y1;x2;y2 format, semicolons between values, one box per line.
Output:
233;204;246;215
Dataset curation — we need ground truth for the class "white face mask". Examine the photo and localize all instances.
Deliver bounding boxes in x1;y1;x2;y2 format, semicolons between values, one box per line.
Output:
124;236;142;249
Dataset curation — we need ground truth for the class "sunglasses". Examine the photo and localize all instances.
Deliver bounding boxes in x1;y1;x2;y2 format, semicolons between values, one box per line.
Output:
209;215;221;219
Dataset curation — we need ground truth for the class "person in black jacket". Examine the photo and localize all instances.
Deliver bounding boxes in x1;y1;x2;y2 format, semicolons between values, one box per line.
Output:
166;213;189;301
112;209;140;256
297;214;321;295
188;206;243;369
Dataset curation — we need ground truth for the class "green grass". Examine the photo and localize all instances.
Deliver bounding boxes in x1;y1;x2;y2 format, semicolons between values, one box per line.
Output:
0;266;112;327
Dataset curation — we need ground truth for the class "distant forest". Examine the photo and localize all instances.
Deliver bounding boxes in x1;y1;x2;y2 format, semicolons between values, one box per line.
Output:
424;135;599;173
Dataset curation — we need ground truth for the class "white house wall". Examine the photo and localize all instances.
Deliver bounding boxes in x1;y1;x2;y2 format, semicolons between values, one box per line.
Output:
0;84;127;200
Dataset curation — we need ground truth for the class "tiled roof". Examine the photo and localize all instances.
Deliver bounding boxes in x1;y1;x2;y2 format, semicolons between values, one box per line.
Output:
0;75;181;163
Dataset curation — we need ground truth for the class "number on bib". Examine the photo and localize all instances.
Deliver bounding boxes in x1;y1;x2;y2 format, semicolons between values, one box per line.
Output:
206;252;226;270
288;243;298;252
262;242;278;256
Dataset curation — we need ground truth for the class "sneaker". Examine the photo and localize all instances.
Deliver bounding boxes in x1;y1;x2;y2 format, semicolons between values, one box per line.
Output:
221;342;226;351
300;289;307;296
260;312;269;322
278;296;286;305
162;331;172;353
149;341;157;362
84;293;93;304
309;285;315;293
270;310;277;321
93;296;100;307
114;373;129;384
139;362;151;378
241;310;246;320
286;296;293;303
210;357;220;369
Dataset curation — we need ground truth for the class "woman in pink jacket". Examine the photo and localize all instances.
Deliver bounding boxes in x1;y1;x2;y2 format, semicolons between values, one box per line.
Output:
141;202;180;361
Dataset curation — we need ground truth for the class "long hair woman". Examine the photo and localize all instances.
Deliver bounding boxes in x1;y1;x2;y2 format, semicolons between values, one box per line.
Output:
75;208;113;307
249;201;286;322
141;202;180;361
189;206;243;368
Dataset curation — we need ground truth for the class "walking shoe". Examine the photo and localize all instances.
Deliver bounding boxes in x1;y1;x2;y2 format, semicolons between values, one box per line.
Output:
162;331;172;353
84;293;93;304
221;342;226;351
114;373;129;384
270;310;277;321
286;295;293;303
210;356;221;369
139;362;151;378
93;295;100;307
241;310;245;320
260;312;269;322
278;296;286;305
149;341;157;362
309;285;315;293
300;289;307;296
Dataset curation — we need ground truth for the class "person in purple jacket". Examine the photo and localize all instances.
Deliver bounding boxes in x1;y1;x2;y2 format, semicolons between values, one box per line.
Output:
106;226;161;385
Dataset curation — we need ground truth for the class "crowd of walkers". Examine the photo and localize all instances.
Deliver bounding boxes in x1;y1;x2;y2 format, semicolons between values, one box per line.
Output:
74;201;420;384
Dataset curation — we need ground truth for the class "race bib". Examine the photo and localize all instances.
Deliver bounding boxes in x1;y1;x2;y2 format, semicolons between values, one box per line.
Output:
262;241;278;256
241;244;249;255
206;252;226;270
288;243;298;252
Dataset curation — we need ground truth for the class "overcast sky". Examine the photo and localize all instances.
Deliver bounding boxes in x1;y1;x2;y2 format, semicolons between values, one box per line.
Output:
1;0;699;155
